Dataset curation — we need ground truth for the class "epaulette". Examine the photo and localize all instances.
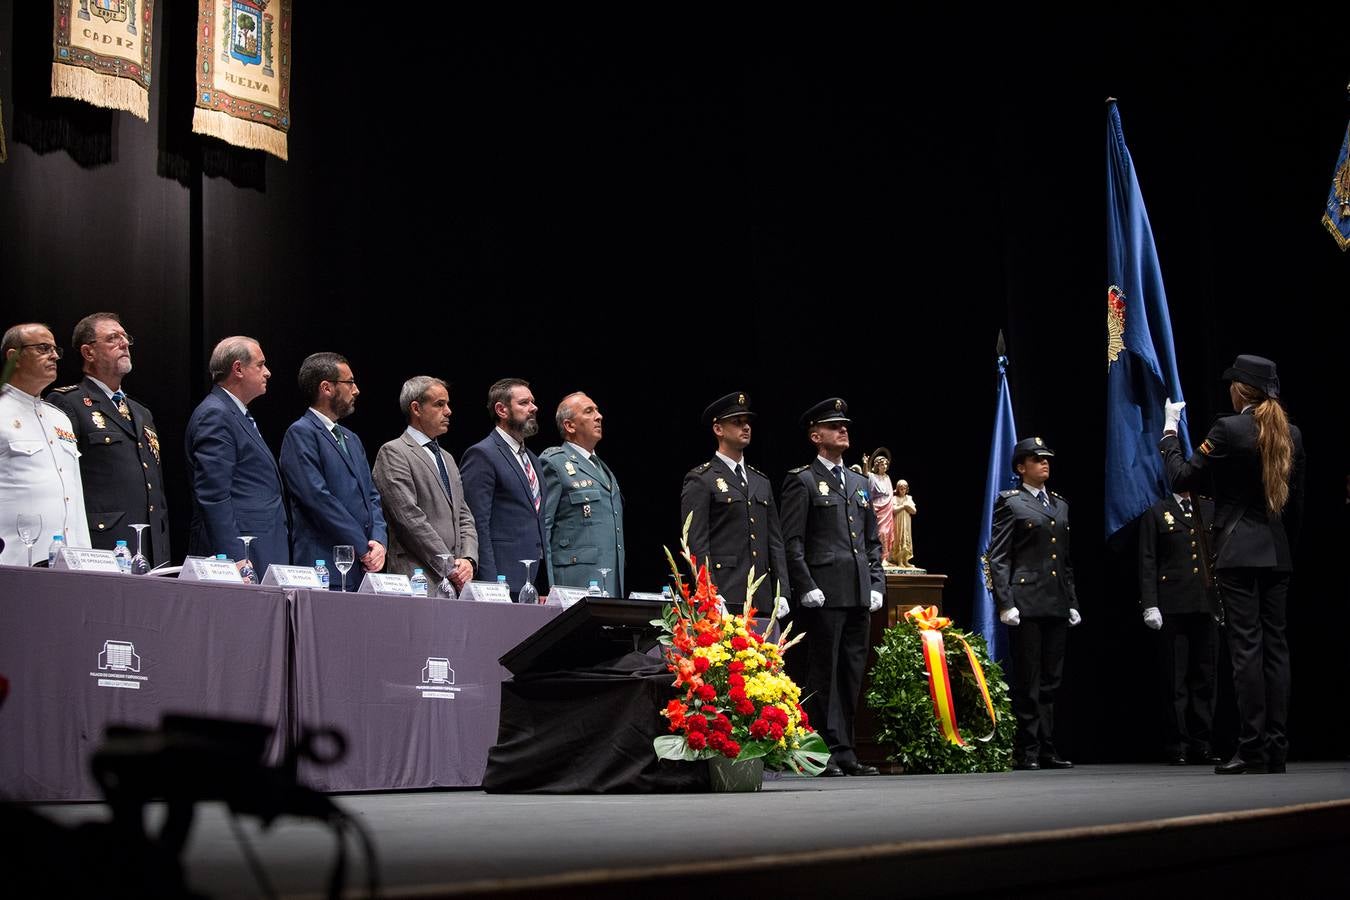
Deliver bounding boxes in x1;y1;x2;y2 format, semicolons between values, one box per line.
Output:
1050;491;1066;500
788;465;810;474
51;384;79;393
999;489;1020;498
689;461;714;474
539;446;564;459
747;464;767;478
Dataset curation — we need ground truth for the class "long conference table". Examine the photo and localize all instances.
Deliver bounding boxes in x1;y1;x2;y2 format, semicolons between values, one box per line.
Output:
0;565;562;801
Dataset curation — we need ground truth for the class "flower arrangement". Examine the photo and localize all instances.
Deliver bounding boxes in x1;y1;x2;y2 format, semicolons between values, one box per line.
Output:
651;516;830;775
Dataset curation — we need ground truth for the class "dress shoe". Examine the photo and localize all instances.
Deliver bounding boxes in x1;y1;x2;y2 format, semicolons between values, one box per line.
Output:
840;761;880;776
1167;752;1189;766
1215;755;1266;775
1187;748;1222;766
819;762;845;777
1012;758;1040;771
1039;755;1074;769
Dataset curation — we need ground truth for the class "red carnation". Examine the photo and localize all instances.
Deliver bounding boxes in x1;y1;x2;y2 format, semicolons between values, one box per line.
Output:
722;740;741;759
708;731;727;750
797;705;810;728
693;656;710;673
686;714;709;733
770;723;784;741
731;636;749;652
687;731;707;750
712;714;733;735
728;673;745;689
728;687;747;703
696;632;718;647
695;683;718;701
736;699;756;716
728;660;745;673
749;719;771;739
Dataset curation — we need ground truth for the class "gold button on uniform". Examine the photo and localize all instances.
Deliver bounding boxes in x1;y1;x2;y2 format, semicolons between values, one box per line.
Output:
104;437;111;444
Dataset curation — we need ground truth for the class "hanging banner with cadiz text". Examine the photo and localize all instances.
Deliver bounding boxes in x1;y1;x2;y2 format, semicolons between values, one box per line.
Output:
192;0;292;160
51;0;154;121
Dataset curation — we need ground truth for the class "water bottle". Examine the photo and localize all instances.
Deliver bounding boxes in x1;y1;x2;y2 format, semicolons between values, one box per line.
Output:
48;535;64;567
410;568;429;597
315;560;330;590
113;539;132;573
661;584;674;604
587;580;602;597
216;554;228;560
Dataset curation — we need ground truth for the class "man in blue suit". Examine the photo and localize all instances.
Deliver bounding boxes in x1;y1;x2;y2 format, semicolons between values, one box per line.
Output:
279;352;387;590
459;378;549;598
185;336;289;578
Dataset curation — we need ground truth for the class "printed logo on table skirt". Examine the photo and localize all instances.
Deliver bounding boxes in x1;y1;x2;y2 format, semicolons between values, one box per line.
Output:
91;639;148;690
419;657;461;699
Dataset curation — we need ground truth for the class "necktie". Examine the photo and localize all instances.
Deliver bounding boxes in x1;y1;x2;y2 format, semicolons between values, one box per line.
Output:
245;411;260;432
736;463;747;490
332;425;349;456
110;390;131;421
520;448;540;511
832;464;845;492
426;441;453;499
1039;490;1051;510
1181;497;1193;518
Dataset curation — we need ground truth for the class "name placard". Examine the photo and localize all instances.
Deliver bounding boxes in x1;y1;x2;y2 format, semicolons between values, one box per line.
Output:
261;565;324;588
547;586;590;609
180;556;245;583
358;573;413;595
460;581;513;603
51;548;123;574
627;592;668;602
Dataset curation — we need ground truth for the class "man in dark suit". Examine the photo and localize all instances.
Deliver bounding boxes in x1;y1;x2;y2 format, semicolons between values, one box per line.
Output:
1139;491;1220;766
679;391;789;617
184;336;289;578
280;352;387;590
372;376;477;589
459;378;550;598
989;437;1080;771
540;391;624;596
48;312;169;565
780;398;885;777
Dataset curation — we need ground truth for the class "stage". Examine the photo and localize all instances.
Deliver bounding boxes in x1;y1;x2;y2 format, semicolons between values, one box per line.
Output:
26;762;1350;898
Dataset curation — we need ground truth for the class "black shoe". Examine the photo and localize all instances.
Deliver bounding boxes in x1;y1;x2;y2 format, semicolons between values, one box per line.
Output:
1039;755;1074;769
819;762;845;777
1012;758;1041;771
1215;755;1267;775
1167;752;1189;766
1187;747;1222;765
840;761;880;776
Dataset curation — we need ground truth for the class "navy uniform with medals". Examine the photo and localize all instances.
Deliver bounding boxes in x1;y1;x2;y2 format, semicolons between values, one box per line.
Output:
1139;492;1219;765
540;443;625;597
679;392;789;616
47;377;169;566
780;398;884;776
989;437;1078;769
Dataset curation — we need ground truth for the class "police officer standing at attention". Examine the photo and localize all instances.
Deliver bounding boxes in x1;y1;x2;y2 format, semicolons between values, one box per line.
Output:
679;392;789;617
990;437;1080;771
1139;489;1220;766
48;313;169;566
780;398;884;776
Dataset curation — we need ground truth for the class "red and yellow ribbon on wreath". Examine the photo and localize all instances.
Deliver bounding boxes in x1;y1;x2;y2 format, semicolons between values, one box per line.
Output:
904;605;998;746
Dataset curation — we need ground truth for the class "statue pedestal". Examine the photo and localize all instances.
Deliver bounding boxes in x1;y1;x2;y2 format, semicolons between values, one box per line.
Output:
855;571;947;772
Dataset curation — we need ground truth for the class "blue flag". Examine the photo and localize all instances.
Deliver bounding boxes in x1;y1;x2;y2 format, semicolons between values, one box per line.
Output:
1322;120;1350;251
1105;100;1190;538
974;352;1017;663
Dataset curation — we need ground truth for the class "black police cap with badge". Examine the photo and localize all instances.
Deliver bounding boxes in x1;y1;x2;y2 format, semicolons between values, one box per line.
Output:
1010;436;1055;470
799;397;850;430
702;391;756;427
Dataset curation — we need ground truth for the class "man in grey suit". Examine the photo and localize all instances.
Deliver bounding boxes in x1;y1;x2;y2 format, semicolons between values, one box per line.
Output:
540;392;624;596
372;376;477;590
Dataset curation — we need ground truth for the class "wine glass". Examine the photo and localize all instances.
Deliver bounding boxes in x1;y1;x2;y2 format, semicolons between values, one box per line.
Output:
237;535;257;584
517;559;538;604
333;544;355;592
597;567;613;597
16;513;42;567
436;552;456;599
128;524;151;575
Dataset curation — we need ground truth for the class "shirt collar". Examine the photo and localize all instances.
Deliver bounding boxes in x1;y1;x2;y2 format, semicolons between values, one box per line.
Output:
87;376;117;399
715;450;744;473
309;407;338;432
495;426;524;455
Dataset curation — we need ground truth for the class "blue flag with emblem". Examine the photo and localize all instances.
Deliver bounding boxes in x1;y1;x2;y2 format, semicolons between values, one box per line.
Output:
1105;100;1190;538
1322;119;1350;251
974;346;1017;663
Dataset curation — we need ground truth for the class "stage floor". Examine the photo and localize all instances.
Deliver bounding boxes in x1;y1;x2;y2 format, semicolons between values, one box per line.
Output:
31;762;1350;898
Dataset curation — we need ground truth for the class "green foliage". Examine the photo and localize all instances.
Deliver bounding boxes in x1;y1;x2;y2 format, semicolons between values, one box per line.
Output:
866;620;1015;774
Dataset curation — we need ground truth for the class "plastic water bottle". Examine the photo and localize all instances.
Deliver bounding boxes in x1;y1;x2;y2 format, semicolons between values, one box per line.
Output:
587;580;602;597
113;539;132;573
410;568;429;597
661;584;674;603
315;560;330;591
48;535;64;567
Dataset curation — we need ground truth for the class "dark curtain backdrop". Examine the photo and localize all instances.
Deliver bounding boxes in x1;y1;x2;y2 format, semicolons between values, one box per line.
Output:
2;7;1345;762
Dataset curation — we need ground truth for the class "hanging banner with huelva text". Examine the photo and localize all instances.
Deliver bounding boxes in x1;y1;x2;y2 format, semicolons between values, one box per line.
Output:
52;0;154;121
192;0;292;160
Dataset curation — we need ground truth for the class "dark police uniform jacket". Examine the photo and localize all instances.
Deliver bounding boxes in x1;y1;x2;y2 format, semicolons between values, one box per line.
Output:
989;486;1077;618
1138;495;1214;614
680;458;789;615
1160;411;1305;572
779;460;883;609
47;377;169;565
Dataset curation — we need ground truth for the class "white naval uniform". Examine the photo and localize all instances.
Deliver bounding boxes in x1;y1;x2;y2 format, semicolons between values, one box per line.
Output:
0;384;91;565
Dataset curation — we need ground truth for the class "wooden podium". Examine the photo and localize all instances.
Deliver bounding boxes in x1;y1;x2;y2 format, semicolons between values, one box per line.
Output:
855;571;947;771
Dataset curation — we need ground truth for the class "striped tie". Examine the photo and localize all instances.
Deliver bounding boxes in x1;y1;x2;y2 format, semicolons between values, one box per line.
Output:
520;448;540;511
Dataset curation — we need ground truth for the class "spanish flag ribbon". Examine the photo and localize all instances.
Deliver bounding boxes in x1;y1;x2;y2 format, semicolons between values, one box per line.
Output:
904;606;998;746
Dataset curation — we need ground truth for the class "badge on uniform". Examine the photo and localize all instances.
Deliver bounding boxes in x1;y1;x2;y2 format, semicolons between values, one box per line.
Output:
11;419;20;429
582;504;592;518
1163;511;1175;527
55;427;77;443
565;461;576;476
91;410;106;429
144;427;161;464
716;477;729;493
83;396;93;407
818;481;830;495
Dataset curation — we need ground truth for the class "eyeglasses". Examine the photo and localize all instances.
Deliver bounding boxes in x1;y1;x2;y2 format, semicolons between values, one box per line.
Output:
331;379;357;386
21;343;63;359
93;332;134;348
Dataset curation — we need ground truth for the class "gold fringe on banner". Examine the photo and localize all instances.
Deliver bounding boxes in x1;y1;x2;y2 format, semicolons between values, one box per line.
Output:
191;107;289;161
1;93;7;163
51;63;149;121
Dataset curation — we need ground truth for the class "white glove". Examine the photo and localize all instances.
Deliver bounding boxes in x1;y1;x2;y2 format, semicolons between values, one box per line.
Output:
1163;398;1186;433
1143;607;1163;630
869;591;884;613
774;596;791;619
999;607;1021;626
1068;608;1082;627
801;588;826;608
